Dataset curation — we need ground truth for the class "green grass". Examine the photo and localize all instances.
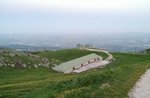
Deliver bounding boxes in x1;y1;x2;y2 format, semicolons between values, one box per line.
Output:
145;49;150;54
0;49;150;98
38;49;108;64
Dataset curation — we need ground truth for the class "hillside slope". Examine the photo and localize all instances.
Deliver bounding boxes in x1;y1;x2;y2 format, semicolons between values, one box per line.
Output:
0;49;150;98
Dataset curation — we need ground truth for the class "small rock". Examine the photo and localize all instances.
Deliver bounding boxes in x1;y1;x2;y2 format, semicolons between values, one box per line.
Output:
100;83;110;89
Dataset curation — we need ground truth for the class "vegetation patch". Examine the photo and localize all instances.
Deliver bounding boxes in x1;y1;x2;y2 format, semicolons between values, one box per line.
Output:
0;49;150;98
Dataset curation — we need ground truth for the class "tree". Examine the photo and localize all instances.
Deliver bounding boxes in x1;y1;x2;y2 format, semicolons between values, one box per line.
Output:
85;44;93;48
76;44;84;48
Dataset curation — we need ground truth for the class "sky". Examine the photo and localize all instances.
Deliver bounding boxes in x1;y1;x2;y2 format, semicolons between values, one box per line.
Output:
0;0;150;34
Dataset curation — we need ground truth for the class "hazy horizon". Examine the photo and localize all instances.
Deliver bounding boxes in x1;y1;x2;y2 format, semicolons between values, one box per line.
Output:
0;32;150;52
1;0;150;52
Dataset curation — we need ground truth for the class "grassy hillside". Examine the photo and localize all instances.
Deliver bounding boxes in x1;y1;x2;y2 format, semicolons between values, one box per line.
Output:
38;49;108;65
145;49;150;54
0;49;150;98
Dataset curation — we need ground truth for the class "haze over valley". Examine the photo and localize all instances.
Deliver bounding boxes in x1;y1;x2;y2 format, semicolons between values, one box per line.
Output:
1;32;150;52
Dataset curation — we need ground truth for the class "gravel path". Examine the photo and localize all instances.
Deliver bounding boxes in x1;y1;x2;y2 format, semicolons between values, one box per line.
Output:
129;69;150;98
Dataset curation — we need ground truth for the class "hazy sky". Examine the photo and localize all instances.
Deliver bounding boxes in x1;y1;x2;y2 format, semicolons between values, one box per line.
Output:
0;0;150;34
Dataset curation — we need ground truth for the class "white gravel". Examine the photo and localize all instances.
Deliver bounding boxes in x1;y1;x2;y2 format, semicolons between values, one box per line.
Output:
129;69;150;98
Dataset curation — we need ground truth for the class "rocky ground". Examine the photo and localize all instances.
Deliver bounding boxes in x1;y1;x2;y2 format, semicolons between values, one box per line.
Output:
0;49;51;68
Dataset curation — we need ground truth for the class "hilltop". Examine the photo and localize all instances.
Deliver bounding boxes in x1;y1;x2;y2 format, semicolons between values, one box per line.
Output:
0;48;150;98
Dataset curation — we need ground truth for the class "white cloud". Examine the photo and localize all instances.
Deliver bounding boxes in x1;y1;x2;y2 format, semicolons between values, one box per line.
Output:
1;0;150;12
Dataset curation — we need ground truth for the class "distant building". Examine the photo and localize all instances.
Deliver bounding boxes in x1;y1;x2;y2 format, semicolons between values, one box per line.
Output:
52;53;102;73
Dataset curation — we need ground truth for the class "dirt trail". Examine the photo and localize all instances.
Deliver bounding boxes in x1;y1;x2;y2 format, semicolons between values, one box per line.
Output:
84;48;113;61
129;69;150;98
